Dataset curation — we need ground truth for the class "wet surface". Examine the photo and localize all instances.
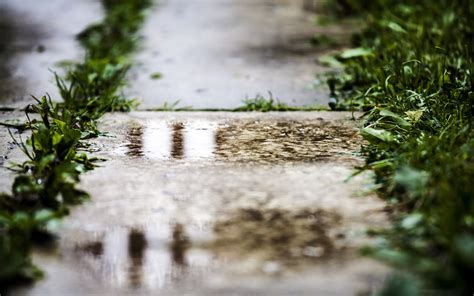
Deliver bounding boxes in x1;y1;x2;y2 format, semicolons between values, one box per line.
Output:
214;119;360;163
122;117;360;163
130;0;352;109
0;111;32;193
208;208;343;270
0;0;102;106
11;112;391;296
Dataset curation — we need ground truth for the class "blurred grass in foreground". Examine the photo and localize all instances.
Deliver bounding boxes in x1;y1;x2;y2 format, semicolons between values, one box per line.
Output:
325;0;473;294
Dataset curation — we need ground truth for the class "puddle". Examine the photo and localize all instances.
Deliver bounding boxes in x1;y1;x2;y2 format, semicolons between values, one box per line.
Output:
35;208;363;293
125;123;144;157
76;241;103;257
123;119;361;163
126;120;217;161
215;119;361;163
27;226;218;294
206;208;344;273
170;123;185;159
170;224;191;266
128;229;147;288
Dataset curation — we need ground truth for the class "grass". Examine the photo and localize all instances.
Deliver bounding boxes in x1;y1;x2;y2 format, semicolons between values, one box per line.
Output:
144;94;329;112
325;0;473;294
0;0;151;286
235;94;328;112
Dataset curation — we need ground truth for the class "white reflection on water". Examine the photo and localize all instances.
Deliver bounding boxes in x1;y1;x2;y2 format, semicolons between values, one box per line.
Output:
103;227;129;287
73;226;216;290
183;121;216;160
142;121;172;160
140;120;216;161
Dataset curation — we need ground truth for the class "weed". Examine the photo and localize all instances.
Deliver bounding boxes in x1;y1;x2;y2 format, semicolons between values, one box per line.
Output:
235;93;328;112
149;100;193;111
150;72;163;80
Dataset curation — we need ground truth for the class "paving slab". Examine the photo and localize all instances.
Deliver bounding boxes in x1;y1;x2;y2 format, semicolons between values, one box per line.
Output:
130;0;351;109
11;112;391;295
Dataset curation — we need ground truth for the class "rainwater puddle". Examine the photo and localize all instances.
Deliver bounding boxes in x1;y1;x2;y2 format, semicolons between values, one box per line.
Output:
122;118;361;163
206;208;346;272
21;225;220;295
126;120;216;161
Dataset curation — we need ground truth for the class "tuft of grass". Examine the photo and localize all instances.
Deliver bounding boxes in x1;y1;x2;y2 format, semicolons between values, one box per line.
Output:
235;93;328;112
150;72;163;80
0;0;152;285
327;0;473;294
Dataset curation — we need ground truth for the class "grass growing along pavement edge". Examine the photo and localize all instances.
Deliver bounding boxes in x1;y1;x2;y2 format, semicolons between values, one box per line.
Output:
0;0;152;286
146;94;329;112
325;0;473;294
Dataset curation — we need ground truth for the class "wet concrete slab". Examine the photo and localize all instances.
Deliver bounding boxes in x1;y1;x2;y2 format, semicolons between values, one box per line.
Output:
129;0;351;109
0;110;31;193
11;112;391;296
0;0;103;107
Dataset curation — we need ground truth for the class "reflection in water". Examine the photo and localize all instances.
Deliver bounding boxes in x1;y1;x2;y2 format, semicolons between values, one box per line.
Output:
77;241;103;257
208;208;343;269
128;120;217;160
69;226;217;291
103;227;129;287
143;121;171;159
184;121;216;159
128;229;147;288
171;123;185;159
125;119;359;163
125;124;144;157
214;120;360;163
170;223;190;266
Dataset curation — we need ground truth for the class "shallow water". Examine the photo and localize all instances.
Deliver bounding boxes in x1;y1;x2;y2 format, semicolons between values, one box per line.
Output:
123;117;360;163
